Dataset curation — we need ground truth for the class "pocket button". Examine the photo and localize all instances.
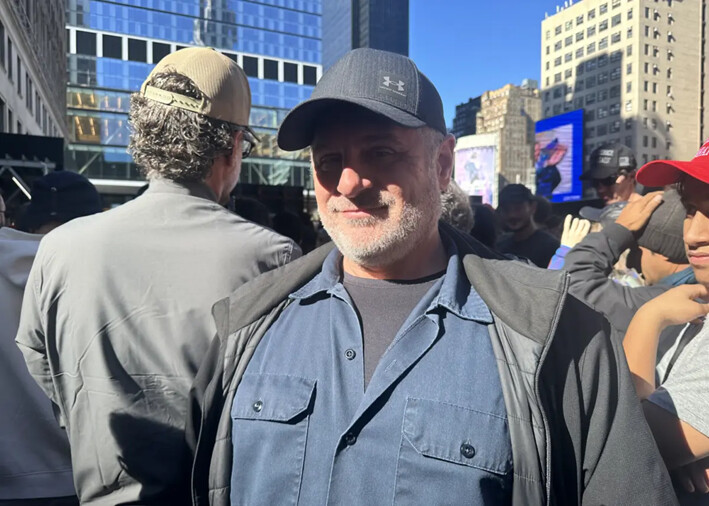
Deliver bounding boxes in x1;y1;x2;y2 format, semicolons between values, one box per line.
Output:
460;443;475;459
344;432;357;446
252;400;263;413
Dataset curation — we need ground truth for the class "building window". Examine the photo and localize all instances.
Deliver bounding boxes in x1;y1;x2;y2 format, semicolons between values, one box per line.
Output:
565;69;573;78
627;8;633;20
0;21;4;70
16;57;20;94
587;26;596;37
610;50;622;62
576;47;584;58
612;0;621;8
627;45;632;56
612;14;621;26
554;57;562;67
76;30;97;56
599;37;608;49
599;54;609;67
644;44;649;56
598;107;608;118
7;109;12;133
599;89;608;101
610;103;621;115
652;100;657;112
565;20;573;31
600;3;608;15
554;73;562;83
652;136;657;148
577;80;585;91
565;52;572;62
610;85;621;98
546;30;551;40
588;8;596;19
576;31;584;41
625;100;632;111
644;80;649;92
626;63;632;74
284;62;298;83
555;41;562;51
625;119;633;130
565;36;573;46
555;25;562;35
597;124;607;136
152;42;170;63
598;72;608;84
627;27;633;38
577;63;585;75
577;15;584;25
242;56;258;77
546;46;550;55
587;42;596;54
600;20;608;32
645;7;650;18
643;135;648;147
128;38;147;62
586;93;596;105
546;61;550;70
575;97;584;108
652;82;658;93
263;59;278;80
611;32;621;44
645;25;650;36
626;81;632;92
587;60;597;71
103;34;122;59
586;109;596;121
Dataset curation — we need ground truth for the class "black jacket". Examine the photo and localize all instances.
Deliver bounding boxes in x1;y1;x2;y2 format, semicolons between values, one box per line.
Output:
187;223;677;506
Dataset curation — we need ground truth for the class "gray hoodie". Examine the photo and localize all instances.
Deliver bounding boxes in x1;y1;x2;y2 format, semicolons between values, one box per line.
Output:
0;227;75;499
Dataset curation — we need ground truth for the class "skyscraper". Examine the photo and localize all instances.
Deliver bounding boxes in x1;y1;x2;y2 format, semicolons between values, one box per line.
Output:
65;0;322;200
322;0;408;70
541;0;707;167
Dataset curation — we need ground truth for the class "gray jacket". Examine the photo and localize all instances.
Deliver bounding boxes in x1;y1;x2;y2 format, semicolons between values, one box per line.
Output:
187;223;677;506
16;179;300;505
563;222;669;334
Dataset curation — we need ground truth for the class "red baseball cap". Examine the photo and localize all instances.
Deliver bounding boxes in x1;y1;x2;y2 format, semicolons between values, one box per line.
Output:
636;139;709;186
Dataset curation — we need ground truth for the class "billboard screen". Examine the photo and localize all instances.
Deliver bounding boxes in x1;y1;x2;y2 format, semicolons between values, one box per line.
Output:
454;133;498;206
534;109;584;202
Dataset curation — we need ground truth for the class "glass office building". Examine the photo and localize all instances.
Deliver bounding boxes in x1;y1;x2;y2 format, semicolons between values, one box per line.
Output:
322;0;408;70
65;0;322;192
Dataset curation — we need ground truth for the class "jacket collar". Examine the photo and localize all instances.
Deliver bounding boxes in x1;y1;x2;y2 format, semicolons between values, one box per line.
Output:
289;231;493;324
213;222;569;347
145;178;218;203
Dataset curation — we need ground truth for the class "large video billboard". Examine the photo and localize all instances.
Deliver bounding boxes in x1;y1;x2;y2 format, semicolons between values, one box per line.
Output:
454;132;498;206
534;109;584;202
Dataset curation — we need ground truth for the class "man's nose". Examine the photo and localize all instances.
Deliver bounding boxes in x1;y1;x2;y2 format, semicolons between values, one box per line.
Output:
685;211;709;248
336;166;372;198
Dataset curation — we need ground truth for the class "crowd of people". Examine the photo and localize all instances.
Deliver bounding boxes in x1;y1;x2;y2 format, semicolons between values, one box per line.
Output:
0;46;707;506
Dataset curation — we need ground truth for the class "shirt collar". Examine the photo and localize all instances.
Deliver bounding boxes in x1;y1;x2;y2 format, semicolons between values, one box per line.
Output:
145;178;218;202
291;228;492;324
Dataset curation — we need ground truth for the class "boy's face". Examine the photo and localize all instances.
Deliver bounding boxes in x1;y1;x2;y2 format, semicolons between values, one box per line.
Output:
681;177;709;287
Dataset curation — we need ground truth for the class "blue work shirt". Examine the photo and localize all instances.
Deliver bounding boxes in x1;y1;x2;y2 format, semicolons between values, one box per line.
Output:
230;234;513;505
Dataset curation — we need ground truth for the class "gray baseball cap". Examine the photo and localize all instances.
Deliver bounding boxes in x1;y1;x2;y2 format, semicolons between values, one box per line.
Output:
581;143;637;180
277;48;447;151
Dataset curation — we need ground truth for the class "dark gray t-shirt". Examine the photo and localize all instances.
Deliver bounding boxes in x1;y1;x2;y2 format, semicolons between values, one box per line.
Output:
343;271;444;387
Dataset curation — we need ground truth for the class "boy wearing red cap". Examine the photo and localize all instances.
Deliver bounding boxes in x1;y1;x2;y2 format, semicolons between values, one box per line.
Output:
624;143;709;501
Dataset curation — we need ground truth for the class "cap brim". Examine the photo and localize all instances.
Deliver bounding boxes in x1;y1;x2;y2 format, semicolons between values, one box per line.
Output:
578;206;603;222
277;97;426;151
636;159;709;187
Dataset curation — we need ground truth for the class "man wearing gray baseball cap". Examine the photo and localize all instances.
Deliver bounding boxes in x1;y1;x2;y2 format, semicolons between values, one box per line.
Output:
188;49;675;505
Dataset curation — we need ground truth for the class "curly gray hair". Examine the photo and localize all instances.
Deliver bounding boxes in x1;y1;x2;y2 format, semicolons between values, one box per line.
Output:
129;71;239;183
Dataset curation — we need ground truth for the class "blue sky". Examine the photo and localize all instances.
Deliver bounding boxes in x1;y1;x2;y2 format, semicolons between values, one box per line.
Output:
410;0;567;127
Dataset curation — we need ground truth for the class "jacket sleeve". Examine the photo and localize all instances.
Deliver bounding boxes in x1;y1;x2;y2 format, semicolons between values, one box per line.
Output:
547;245;570;270
546;296;678;505
14;245;60;418
562;223;668;333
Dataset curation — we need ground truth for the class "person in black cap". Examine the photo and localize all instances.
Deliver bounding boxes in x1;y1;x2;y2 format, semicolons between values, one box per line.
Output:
187;48;675;506
20;171;103;234
496;184;560;267
581;143;640;204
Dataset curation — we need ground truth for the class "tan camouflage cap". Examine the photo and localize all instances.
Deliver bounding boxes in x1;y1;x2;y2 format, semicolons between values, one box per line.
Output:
140;47;256;138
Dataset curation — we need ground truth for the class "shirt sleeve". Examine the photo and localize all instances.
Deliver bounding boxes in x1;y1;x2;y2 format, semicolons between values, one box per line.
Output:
14;243;59;415
648;328;709;438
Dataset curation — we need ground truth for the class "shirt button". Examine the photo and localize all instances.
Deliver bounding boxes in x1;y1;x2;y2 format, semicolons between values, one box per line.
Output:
252;400;263;413
344;432;357;446
460;443;475;459
344;349;356;360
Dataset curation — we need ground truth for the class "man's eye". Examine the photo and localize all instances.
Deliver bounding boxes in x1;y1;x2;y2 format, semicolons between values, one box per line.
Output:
371;148;395;159
316;157;341;172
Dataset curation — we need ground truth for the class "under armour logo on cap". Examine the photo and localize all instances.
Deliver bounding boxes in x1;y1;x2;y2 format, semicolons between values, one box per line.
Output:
382;76;405;92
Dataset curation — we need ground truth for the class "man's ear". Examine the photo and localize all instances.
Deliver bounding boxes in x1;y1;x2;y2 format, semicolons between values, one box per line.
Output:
437;134;456;192
227;130;243;164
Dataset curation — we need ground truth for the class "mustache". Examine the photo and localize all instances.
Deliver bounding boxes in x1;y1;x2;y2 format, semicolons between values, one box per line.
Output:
328;192;394;212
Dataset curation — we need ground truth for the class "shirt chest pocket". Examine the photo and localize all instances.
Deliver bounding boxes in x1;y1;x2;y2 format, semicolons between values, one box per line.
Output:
231;373;316;506
394;397;513;505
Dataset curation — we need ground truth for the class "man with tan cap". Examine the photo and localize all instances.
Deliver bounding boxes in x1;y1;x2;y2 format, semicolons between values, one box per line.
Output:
15;47;300;505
